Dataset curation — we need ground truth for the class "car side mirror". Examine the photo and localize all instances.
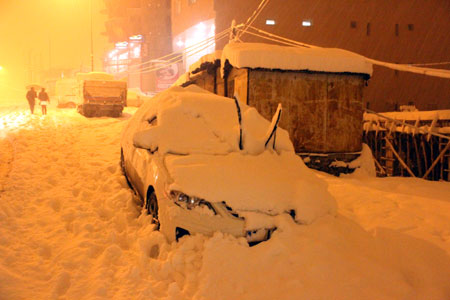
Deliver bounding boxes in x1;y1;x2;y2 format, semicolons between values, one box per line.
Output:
133;129;156;151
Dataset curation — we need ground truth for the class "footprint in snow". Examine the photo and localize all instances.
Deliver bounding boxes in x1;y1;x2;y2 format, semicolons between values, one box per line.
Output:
52;272;71;298
106;164;117;174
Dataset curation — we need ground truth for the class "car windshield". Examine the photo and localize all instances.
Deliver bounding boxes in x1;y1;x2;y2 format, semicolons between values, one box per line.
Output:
132;85;294;156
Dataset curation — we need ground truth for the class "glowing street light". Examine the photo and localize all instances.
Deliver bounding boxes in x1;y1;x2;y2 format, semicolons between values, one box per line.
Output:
0;66;3;71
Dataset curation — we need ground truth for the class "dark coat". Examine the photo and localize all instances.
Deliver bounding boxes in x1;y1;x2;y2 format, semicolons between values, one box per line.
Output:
38;91;49;101
26;89;37;102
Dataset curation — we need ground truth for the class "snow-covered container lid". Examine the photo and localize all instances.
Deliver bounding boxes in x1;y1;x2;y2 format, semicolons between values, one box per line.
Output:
222;42;373;77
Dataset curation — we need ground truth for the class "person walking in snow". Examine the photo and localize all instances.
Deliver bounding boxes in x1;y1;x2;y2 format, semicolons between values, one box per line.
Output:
38;88;50;115
26;87;37;114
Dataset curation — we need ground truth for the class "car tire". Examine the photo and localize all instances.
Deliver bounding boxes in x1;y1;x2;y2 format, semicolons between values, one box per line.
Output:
120;149;134;191
120;149;126;174
146;191;160;230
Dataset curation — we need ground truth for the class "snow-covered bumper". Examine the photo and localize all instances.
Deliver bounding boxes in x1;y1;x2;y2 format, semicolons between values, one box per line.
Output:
159;199;274;244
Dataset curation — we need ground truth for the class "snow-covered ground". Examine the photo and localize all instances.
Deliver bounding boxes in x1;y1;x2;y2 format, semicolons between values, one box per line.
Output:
0;100;449;299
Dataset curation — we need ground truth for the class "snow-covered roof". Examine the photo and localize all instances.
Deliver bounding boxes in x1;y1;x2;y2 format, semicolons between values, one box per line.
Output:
188;50;222;74
364;110;450;122
222;42;373;76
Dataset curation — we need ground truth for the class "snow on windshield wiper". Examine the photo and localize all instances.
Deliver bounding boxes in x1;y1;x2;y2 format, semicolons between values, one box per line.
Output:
264;103;282;150
233;95;243;150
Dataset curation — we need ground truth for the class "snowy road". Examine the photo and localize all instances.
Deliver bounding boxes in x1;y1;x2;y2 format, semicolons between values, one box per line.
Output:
0;102;449;299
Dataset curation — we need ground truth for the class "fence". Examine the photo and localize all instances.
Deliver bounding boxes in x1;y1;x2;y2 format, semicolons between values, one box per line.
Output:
363;109;450;181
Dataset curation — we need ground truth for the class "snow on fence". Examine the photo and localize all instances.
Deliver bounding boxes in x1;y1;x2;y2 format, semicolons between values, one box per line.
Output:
363;109;450;181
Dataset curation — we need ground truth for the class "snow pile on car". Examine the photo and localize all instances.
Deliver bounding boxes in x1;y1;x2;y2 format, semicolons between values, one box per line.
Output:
132;84;294;155
131;85;336;224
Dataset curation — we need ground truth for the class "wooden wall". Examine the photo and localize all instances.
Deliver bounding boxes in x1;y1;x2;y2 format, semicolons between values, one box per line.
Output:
245;70;365;153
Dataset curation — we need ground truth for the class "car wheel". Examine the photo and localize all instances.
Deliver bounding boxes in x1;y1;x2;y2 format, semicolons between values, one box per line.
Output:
146;191;160;229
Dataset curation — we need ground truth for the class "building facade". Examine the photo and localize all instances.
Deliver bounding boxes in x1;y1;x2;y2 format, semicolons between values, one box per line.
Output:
172;0;450;112
102;0;173;92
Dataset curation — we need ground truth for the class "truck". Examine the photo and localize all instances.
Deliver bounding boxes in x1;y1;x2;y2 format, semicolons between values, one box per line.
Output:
75;72;127;118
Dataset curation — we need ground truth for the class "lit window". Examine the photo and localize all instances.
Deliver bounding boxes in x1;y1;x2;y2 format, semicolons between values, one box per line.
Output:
132;45;141;58
176;39;184;47
266;19;275;25
302;20;312;27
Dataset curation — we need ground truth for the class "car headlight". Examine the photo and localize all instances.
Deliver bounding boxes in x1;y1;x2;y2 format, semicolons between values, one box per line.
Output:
170;190;216;214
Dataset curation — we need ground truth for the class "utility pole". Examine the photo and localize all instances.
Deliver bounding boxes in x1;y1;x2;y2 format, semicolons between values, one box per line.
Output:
49;37;51;70
28;49;33;83
90;0;94;72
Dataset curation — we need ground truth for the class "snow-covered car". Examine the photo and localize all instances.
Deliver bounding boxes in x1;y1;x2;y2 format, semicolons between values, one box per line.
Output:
120;85;336;243
127;88;153;107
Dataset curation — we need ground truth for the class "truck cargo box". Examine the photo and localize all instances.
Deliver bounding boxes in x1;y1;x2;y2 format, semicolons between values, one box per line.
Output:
77;79;127;117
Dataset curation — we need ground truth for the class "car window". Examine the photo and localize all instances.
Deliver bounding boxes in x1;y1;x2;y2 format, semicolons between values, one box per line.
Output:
138;115;157;133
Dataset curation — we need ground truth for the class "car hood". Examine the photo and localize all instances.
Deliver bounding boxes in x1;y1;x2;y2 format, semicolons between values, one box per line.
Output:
164;151;336;224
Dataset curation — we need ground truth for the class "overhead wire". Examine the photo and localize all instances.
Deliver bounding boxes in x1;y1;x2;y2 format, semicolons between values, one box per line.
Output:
128;32;228;75
129;27;230;69
408;62;450;67
125;27;231;72
236;0;270;40
120;28;231;75
236;28;300;47
246;25;315;48
367;58;450;79
126;31;230;75
136;29;229;72
126;31;226;72
236;25;450;79
130;43;214;75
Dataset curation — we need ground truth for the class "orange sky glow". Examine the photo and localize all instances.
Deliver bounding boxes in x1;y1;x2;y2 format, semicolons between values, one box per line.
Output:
0;0;111;100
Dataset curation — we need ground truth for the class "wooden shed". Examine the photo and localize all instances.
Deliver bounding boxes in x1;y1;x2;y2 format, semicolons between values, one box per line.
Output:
182;43;373;173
